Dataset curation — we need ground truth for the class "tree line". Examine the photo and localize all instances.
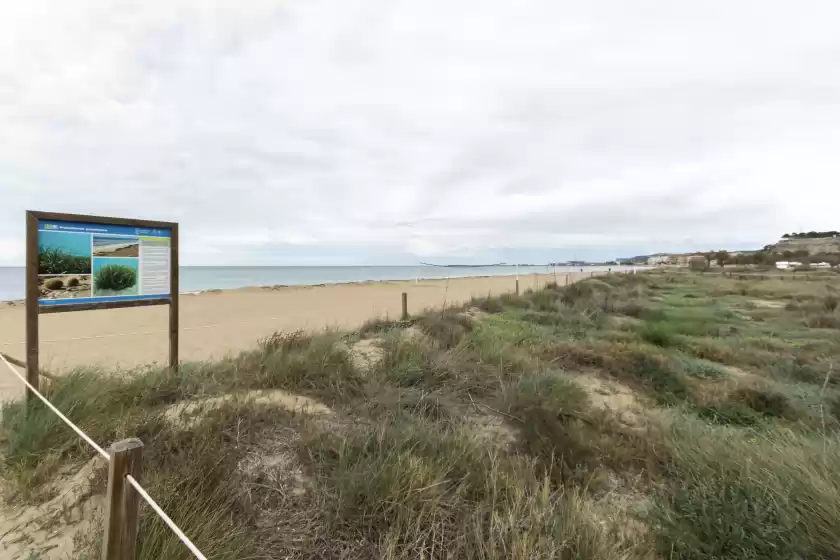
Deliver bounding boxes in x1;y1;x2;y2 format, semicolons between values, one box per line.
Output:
781;231;839;239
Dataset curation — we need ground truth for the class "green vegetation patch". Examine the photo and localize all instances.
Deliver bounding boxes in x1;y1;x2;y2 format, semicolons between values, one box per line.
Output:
94;263;137;291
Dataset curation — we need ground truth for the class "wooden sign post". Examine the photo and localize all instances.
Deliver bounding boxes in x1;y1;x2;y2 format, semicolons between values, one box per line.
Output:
25;211;179;402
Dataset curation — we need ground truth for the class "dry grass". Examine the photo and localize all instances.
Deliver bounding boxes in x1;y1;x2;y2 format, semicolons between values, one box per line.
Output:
4;270;840;558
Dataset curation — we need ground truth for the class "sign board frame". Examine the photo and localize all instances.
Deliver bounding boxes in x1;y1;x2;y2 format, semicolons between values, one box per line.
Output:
25;211;179;401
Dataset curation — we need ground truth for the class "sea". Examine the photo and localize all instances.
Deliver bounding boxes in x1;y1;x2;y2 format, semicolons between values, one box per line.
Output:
0;265;638;302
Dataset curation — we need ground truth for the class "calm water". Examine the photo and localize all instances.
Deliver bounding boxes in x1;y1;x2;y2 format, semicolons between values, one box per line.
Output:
0;265;637;302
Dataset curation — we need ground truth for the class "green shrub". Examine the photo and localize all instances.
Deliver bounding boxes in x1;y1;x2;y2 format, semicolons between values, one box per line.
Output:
95;264;137;291
677;356;728;379
359;316;399;335
44;278;64;290
695;402;762;426
38;246;91;275
804;313;840;329
468;296;503;313
730;387;797;420
416;311;473;349
639;321;677;348
66;277;80;287
561;279;614;307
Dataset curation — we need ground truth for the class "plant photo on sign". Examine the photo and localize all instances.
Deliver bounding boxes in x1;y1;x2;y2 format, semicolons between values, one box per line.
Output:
37;275;92;300
93;258;139;296
38;230;92;275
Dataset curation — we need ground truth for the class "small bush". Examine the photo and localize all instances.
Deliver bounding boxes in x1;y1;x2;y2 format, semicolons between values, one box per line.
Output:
359;316;399;335
44;278;64;290
804;313;840;329
416;311;473;349
561;279;614;307
527;289;561;312
376;334;449;389
639;321;677;348
616;300;651;318
66;277;80;287
677;356;728;379
94;264;137;291
695;402;762;426
468;296;503;313
824;294;839;312
258;330;312;352
731;387;796;420
498;292;530;309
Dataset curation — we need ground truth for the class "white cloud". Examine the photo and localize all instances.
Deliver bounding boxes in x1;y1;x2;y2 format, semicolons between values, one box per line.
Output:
1;0;839;264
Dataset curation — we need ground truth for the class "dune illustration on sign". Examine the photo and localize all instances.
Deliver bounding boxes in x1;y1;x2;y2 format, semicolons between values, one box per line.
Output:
92;235;140;258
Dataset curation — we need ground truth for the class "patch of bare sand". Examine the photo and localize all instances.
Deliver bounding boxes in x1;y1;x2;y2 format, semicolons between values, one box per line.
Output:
464;413;518;449
459;307;488;322
350;338;384;373
751;299;785;309
574;373;645;427
0;457;105;559
403;325;427;340
165;390;331;427
609;315;642;328
239;426;311;506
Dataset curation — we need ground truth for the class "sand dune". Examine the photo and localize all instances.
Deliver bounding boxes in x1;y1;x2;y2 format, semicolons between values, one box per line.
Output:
0;272;603;400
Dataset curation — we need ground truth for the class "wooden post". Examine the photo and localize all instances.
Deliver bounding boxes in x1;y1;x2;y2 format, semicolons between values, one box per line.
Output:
565;274;569;286
102;438;143;560
401;292;408;320
25;211;39;406
169;223;180;371
515;279;520;295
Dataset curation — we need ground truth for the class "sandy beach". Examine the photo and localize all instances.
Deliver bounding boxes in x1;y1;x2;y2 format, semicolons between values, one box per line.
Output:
0;272;601;400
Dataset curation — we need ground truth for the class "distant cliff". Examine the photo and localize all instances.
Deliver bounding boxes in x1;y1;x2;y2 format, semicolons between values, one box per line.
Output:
770;236;840;255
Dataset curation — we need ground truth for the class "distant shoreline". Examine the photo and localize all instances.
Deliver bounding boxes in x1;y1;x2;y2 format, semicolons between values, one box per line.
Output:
0;265;641;303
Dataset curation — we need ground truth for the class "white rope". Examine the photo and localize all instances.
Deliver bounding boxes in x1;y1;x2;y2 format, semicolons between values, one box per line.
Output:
125;474;208;560
0;353;208;560
0;352;108;460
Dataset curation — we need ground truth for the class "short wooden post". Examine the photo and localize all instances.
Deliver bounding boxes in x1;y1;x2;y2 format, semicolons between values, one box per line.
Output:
565;274;569;286
401;292;408;321
102;438;144;560
515;279;520;295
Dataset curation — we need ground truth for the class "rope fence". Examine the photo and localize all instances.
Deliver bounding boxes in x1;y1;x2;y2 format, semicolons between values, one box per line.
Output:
0;352;208;560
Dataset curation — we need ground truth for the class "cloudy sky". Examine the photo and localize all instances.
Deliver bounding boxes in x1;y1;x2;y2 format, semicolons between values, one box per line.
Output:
1;0;839;265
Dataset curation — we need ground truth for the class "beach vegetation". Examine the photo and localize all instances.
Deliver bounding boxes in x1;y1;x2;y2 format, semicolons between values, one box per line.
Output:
4;269;840;558
44;278;64;290
38;246;91;275
94;264;137;291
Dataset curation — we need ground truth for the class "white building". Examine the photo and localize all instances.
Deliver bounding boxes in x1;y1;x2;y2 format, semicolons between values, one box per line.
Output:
775;261;803;270
647;255;670;266
813;262;832;269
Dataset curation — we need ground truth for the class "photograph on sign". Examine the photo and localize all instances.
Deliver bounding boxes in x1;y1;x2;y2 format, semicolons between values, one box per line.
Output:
37;219;172;307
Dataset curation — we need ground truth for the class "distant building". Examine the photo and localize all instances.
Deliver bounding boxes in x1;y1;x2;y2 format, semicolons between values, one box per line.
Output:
776;261;804;270
813;262;832;269
668;253;703;266
647;254;669;266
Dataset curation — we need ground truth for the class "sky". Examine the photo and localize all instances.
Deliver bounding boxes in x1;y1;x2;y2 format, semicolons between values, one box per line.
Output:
2;0;839;266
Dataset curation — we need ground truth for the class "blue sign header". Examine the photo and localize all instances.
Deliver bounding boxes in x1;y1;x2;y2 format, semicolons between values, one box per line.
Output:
39;220;171;238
